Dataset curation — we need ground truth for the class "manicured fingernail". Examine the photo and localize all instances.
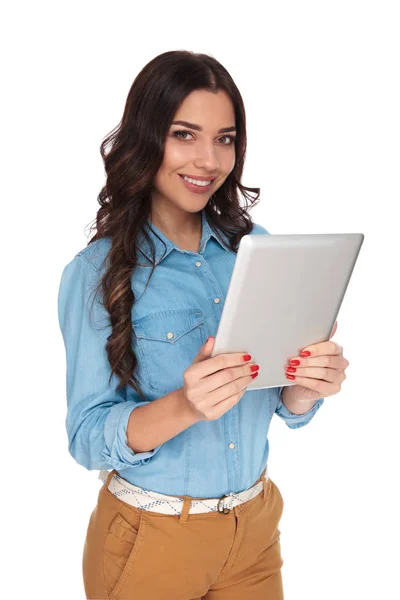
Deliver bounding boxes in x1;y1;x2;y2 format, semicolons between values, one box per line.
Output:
289;359;300;366
286;374;296;380
300;351;311;357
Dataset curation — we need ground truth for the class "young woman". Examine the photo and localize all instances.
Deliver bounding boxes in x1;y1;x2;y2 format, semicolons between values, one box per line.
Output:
58;50;348;600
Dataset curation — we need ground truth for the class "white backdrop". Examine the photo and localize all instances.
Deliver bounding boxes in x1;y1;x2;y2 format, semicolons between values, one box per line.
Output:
2;1;399;598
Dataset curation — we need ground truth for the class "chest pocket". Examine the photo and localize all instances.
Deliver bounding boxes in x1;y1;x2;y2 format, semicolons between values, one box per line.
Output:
132;308;206;396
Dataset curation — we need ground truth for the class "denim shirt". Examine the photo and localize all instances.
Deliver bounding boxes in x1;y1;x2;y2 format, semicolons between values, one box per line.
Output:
57;208;324;497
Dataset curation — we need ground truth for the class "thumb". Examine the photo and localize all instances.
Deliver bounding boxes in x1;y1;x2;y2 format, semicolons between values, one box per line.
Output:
329;320;338;339
192;336;215;364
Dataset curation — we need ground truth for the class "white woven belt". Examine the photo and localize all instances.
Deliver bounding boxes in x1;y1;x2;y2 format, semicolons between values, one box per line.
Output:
98;468;268;515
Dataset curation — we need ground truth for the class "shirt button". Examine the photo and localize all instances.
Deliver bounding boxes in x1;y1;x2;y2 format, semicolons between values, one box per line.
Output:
195;261;202;267
167;332;174;339
229;443;235;449
214;297;220;304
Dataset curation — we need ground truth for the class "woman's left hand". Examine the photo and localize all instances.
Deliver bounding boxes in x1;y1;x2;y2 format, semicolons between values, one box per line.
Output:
283;321;350;402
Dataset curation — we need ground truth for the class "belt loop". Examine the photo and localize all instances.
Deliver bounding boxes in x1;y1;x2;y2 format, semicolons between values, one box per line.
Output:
179;496;192;524
105;469;117;488
217;495;231;515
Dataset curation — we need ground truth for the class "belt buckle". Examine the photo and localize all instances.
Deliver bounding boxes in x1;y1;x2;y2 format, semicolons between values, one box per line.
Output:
217;494;231;515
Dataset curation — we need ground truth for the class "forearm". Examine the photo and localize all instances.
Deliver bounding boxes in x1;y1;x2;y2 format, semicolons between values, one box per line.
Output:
126;387;200;453
281;387;320;415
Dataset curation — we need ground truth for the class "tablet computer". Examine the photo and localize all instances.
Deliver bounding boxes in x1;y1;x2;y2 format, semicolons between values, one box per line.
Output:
210;232;364;390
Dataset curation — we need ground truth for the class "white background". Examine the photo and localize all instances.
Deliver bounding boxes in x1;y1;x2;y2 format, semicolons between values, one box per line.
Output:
2;1;399;598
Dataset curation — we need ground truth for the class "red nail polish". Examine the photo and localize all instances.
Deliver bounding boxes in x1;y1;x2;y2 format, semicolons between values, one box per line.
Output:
286;366;296;373
300;351;311;357
289;359;300;366
286;374;296;380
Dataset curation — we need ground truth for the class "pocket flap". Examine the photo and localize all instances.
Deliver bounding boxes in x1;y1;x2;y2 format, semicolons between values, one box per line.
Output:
133;309;204;343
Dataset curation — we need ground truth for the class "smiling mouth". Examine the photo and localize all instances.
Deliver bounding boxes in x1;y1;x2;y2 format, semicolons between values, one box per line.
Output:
179;174;216;182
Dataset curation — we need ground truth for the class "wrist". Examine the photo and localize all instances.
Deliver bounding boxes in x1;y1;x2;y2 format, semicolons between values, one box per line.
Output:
177;387;203;425
281;386;319;415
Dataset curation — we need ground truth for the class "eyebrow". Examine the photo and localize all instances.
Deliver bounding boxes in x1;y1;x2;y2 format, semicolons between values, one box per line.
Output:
171;120;236;134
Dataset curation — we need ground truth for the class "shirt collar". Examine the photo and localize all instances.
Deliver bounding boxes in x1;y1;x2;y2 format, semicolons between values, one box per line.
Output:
137;208;231;266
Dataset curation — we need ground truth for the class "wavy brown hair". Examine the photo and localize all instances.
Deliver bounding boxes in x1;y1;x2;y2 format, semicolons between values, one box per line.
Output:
85;50;261;400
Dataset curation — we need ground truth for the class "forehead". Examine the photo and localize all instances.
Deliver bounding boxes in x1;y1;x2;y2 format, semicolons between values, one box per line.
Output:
172;89;235;128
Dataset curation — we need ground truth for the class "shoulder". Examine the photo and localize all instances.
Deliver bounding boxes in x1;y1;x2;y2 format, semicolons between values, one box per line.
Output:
75;237;112;273
59;238;112;290
58;238;112;308
249;222;270;235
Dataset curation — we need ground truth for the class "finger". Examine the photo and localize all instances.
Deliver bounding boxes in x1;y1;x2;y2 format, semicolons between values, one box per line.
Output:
329;321;338;338
299;340;342;358
288;355;349;369
286;366;344;384
284;374;340;396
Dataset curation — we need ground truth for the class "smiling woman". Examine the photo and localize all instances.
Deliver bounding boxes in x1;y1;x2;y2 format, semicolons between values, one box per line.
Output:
57;49;316;600
151;87;238;211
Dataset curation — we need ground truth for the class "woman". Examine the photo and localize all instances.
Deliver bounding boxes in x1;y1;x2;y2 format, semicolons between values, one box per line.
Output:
58;50;348;600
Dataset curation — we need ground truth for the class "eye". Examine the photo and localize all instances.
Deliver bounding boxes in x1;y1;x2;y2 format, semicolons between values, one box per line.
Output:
173;130;193;141
172;130;236;145
219;134;236;145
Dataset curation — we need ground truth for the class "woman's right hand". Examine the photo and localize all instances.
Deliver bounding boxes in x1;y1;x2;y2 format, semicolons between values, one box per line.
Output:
182;337;259;422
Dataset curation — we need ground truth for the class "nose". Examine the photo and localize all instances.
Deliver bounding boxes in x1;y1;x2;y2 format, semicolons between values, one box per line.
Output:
193;142;220;172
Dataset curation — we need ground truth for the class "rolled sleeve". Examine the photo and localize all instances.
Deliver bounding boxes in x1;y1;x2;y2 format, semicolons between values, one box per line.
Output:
275;386;324;429
57;252;162;471
102;400;162;469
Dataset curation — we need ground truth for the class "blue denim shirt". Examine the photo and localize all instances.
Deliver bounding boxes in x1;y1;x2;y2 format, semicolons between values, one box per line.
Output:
57;208;324;497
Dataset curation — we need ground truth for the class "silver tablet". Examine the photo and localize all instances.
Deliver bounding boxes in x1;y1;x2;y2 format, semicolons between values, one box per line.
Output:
210;232;364;390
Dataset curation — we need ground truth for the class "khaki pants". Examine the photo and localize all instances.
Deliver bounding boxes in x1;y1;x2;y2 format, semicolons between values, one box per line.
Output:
82;468;285;599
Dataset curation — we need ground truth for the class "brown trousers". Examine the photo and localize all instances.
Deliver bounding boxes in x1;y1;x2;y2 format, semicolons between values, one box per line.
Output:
82;468;285;599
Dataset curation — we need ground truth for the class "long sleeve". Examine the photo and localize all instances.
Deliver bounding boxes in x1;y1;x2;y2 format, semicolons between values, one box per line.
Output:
275;386;324;429
57;252;162;471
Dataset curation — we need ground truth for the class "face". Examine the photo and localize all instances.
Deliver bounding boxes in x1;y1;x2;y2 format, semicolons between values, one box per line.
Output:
151;89;236;220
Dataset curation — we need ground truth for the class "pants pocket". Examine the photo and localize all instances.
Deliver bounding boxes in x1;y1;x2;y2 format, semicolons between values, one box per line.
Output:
269;479;284;536
103;511;144;599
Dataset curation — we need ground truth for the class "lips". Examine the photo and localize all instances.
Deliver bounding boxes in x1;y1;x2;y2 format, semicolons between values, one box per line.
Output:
179;174;216;182
178;173;214;194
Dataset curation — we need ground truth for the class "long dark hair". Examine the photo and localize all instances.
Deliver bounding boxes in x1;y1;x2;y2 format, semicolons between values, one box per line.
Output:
86;50;260;399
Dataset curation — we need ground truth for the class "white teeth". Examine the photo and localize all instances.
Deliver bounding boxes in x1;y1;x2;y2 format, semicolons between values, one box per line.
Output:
182;175;212;186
